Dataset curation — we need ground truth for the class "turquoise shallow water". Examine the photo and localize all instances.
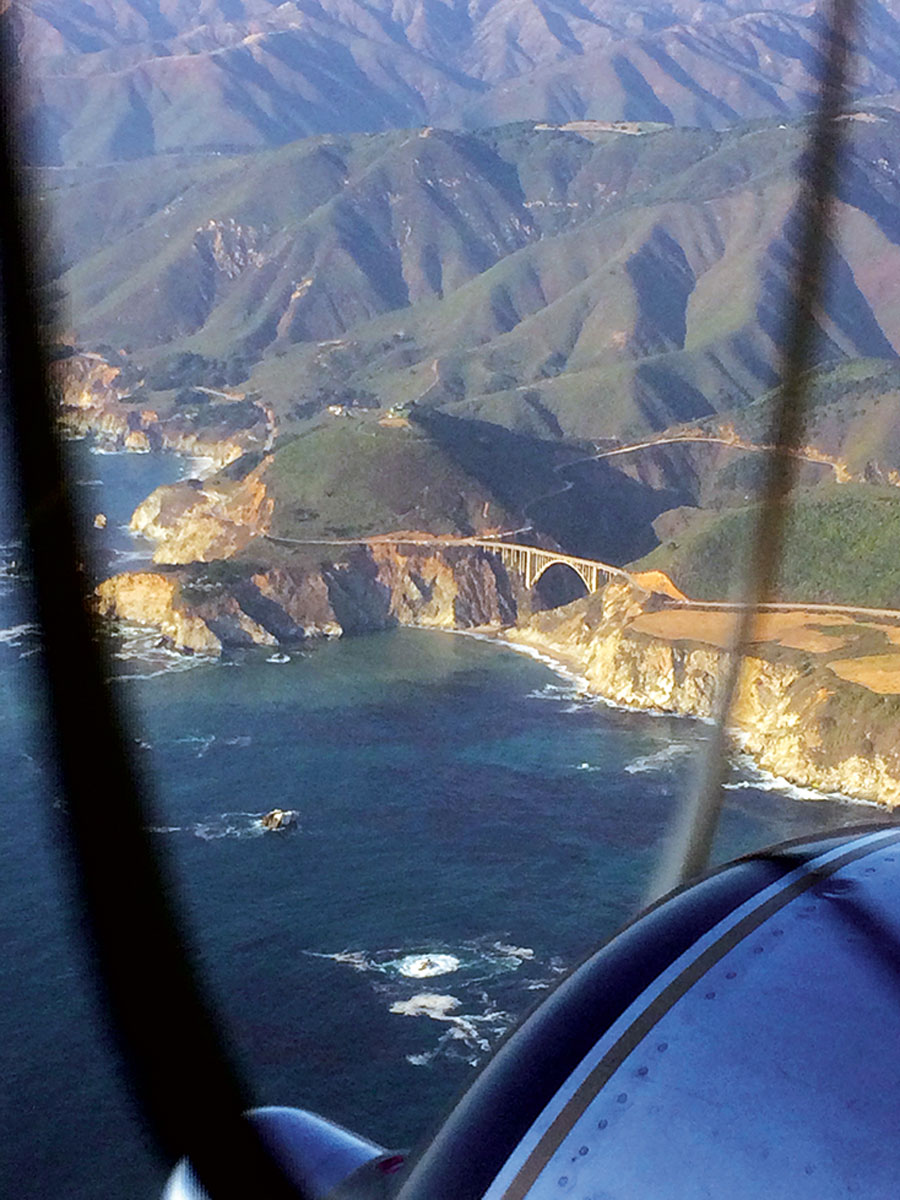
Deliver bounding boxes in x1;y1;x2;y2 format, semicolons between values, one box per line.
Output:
0;445;886;1199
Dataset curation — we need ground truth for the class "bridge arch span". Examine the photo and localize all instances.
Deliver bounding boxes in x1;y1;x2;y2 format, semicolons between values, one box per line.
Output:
532;557;594;592
480;541;615;595
531;560;590;610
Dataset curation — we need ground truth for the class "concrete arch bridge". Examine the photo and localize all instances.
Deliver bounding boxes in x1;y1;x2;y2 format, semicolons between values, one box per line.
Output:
469;540;634;594
268;532;638;598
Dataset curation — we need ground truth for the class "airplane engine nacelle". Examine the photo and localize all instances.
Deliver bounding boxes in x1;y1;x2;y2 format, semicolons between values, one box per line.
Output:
163;1107;404;1200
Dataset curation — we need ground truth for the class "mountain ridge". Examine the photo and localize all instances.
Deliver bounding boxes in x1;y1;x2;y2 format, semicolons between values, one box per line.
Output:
14;0;900;164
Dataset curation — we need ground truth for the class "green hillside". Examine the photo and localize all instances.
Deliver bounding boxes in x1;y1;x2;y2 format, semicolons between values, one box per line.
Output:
632;485;900;608
697;359;900;480
265;418;517;539
43;110;900;567
41;111;900;450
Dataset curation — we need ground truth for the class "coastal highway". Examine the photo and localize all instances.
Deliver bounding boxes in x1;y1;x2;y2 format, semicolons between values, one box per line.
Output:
587;433;848;478
517;431;849;536
263;533;900;623
670;598;900;622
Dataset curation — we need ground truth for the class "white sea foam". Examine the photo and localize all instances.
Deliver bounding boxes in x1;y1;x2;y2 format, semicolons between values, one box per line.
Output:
624;742;694;775
314;936;547;1067
182;456;217;480
110;622;216;679
74;478;104;487
389;993;496;1056
328;951;371;971
267;653;291;664
448;629;589;691
453;632;704;721
390;993;460;1019
438;629;710;725
525;681;581;702
314;939;539;980
397;953;460;978
150;810;299;839
492;943;534;960
185;732;252;753
111;549;154;564
174;733;217;757
0;623;36;646
725;742;876;807
724;759;874;806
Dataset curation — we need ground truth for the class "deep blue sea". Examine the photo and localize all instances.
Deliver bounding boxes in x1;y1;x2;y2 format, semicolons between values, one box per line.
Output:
0;441;886;1200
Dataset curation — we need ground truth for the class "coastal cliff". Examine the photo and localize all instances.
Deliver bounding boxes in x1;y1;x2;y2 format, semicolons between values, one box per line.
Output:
95;537;900;807
96;541;519;653
130;455;275;564
54;352;271;467
93;458;900;806
505;582;900;807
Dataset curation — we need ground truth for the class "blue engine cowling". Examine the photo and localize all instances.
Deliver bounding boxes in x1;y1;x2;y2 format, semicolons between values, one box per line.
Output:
164;825;900;1199
163;1107;404;1200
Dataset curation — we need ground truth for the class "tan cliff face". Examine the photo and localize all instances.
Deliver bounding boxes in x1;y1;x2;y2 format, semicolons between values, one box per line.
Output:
51;353;127;410
94;543;521;656
54;352;267;467
506;582;900;807
95;547;900;808
95;573;223;654
131;456;275;564
369;542;517;628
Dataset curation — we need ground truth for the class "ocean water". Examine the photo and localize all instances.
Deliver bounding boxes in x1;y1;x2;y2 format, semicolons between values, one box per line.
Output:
0;443;887;1200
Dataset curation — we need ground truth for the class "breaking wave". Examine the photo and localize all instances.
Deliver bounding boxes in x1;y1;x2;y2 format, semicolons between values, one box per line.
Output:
450;629;589;691
149;810;299;839
390;993;501;1060
111;548;155;565
624;743;694;775
0;623;36;647
525;681;582;703
309;937;556;1068
397;954;460;978
724;753;872;806
109;622;217;679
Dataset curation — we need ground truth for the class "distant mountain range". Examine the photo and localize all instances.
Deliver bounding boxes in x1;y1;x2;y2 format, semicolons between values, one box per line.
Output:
43;109;900;440
13;0;900;164
22;0;900;581
39;104;900;563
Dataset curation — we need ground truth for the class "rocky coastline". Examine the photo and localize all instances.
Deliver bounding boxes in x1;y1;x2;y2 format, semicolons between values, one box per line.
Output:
54;352;272;468
65;365;900;810
96;543;900;809
499;587;900;808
